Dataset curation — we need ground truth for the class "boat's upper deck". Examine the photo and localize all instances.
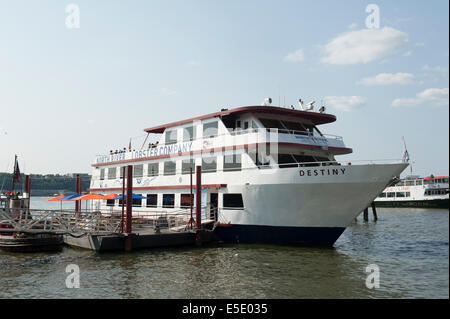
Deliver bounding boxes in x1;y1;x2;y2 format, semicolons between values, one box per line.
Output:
93;105;351;167
144;106;337;134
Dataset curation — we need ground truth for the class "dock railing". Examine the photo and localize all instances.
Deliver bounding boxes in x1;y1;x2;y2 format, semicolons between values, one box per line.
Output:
0;207;207;236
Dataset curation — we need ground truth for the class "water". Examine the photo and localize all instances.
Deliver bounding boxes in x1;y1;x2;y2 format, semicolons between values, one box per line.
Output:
0;197;448;299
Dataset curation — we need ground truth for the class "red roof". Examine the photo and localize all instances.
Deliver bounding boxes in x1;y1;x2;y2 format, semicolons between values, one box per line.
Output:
423;176;448;180
144;106;337;133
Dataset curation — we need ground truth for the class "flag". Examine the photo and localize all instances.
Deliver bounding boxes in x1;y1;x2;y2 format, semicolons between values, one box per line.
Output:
13;155;21;183
402;149;410;163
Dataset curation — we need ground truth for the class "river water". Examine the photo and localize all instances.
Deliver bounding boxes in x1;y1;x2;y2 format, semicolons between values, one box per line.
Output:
0;197;448;299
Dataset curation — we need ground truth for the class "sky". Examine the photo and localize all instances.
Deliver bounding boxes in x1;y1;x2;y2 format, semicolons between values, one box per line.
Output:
0;0;448;177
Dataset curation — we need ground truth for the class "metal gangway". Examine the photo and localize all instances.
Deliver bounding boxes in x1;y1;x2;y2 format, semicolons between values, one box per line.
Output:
0;206;200;237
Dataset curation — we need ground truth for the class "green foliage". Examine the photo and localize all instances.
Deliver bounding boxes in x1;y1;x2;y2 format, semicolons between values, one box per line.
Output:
0;173;91;193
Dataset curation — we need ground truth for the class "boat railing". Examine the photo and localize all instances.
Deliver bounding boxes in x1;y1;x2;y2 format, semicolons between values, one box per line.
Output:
0;207;206;235
96;128;344;158
90;159;406;181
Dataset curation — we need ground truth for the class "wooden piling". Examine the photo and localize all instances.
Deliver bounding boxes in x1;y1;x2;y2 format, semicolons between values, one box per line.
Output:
371;202;378;221
75;174;80;213
126;165;133;234
363;207;369;221
195;165;202;229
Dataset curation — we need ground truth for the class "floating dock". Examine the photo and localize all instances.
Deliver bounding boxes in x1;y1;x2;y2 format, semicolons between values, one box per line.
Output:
64;228;214;252
1;166;216;253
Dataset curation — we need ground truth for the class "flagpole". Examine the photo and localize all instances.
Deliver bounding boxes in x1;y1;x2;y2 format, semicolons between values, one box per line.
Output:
11;155;17;192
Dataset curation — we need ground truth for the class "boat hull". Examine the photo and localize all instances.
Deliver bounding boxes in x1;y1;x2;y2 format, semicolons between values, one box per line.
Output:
213;224;345;246
215;163;408;246
0;234;64;252
375;199;449;209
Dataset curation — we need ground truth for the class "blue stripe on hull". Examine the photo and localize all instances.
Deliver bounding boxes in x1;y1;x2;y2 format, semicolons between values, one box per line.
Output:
213;224;346;246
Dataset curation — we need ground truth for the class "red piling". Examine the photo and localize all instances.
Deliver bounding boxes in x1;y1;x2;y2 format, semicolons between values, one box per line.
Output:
126;165;133;234
195;165;202;229
24;175;31;216
75;174;80;212
121;166;126;233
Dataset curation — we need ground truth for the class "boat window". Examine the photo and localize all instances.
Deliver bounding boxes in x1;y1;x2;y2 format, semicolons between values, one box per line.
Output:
100;168;105;180
146;194;157;208
387;192;395;198
378;193;387;198
444;178;449;183
405;192;411;197
236;120;241;129
223;154;242;171
183;126;196;142
106;199;115;206
182;158;195;175
119;166;126;179
244;121;249;130
397;182;405;186
251;121;258;129
165;129;177;145
132;194;143;207
246;144;271;168
163;161;176;176
180;194;193;208
415;180;423;186
259;118;285;131
223;194;244;209
292;154;320;167
424;179;433;185
396;192;406;197
280;121;308;135
276;154;298;168
202;157;217;173
203;121;218;138
108;167;116;180
405;181;414;186
148;163;159;176
133;164;143;178
162;194;175;208
314;156;330;163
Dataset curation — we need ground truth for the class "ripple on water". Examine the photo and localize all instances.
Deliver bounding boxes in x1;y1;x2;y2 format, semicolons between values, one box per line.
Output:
0;205;448;298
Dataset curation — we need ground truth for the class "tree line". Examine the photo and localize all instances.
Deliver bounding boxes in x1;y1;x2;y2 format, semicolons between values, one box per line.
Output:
0;173;91;196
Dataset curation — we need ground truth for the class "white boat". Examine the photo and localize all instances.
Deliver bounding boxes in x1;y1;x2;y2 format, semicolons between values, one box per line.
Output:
89;102;408;245
374;175;449;208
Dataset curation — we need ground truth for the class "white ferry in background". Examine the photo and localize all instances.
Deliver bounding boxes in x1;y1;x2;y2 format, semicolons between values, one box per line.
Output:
89;99;408;246
375;175;449;209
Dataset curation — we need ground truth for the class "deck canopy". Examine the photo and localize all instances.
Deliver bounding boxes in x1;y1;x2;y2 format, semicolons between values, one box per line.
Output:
144;106;337;134
69;193;105;200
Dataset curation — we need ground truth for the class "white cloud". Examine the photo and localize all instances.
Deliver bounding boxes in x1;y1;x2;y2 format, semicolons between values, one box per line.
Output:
392;88;449;107
359;72;414;86
403;50;413;56
160;88;177;96
422;64;448;73
187;60;201;67
415;42;425;47
348;23;358;30
322;27;408;65
324;96;366;112
421;65;449;82
284;49;304;63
